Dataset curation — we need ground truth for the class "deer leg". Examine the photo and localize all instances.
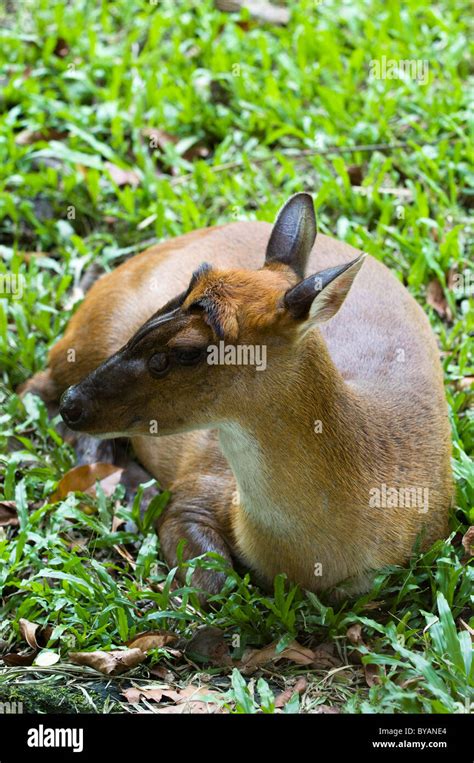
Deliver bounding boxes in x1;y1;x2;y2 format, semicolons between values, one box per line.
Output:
157;472;238;598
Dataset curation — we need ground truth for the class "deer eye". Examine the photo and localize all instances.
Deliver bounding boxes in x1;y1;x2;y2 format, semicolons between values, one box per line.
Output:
174;347;204;366
148;352;170;377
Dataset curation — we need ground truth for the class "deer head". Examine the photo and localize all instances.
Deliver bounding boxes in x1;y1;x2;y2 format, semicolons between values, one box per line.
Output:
59;193;365;437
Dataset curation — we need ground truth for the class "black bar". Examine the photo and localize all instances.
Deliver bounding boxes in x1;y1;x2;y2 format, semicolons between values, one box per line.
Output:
0;712;469;760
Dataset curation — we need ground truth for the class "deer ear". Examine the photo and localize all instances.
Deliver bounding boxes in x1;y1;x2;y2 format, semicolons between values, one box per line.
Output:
283;254;366;325
264;193;317;278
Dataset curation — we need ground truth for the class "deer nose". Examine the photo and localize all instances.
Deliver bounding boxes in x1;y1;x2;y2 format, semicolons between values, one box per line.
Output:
59;386;88;429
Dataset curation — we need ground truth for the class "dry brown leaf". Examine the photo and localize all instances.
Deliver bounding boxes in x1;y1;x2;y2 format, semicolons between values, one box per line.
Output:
122;683;222;713
19;618;41;650
105;162;140;187
461;526;474;557
142;128;209;165
364;663;382;687
86;468;124;497
142;128;178;151
0;501;19;527
15;128;66;146
122;687;143;703
182;141;210;161
162;686;223;713
362;600;385;611
122;686;163;704
15;251;49;263
69;648;145;675
312;642;342;669
184;627;231;666
275;677;308;708
347;165;364;186
149;665;175;682
346;624;364;646
456;376;473;392
51;463;123;501
127;631;177;652
53;37;69;57
150;701;221;714
113;544;136;567
426;280;451;320
2;651;37;666
19;618;52;650
240;639;314;670
111;514;126;532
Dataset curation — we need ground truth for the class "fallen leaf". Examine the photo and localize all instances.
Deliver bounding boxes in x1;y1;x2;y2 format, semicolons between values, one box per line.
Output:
34;650;60;667
150;701;222;714
346;623;371;671
240;639;314;670
142;128;178;151
275;677;307;708
15;251;49;263
364;663;382;687
51;463;123;501
122;686;163;704
19;619;41;650
346;624;363;646
149;665;175;682
426;280;451;320
111;514;126;533
19;619;52;650
121;683;223;714
53;37;69;57
15;128;66;146
69;648;145;675
127;631;177;652
0;502;19;527
142;128;210;167
114;544;136;567
2;651;37;666
314;704;340;714
184;627;232;666
362;600;385;611
456;376;473;392
312;642;342;669
462;526;474;557
105;162;140;187
87;468;123;497
347;165;364;186
122;687;142;703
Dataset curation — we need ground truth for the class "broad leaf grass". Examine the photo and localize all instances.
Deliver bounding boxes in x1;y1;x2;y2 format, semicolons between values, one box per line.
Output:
0;0;472;713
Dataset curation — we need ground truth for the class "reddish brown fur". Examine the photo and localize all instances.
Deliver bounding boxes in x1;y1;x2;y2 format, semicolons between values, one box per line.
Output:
22;205;453;598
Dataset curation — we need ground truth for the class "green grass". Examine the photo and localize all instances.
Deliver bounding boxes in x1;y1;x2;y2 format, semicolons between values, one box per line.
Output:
0;0;472;714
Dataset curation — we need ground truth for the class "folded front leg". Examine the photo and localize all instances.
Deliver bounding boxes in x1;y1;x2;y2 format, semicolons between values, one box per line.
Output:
157;473;238;598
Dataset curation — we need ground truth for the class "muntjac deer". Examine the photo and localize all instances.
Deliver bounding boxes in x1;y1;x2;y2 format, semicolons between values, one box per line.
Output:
24;193;453;598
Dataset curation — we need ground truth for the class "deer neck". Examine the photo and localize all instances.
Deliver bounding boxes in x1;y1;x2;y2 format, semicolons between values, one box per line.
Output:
218;332;375;534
